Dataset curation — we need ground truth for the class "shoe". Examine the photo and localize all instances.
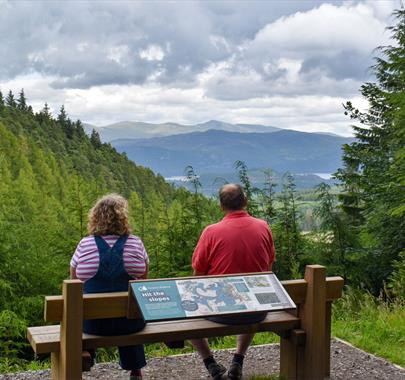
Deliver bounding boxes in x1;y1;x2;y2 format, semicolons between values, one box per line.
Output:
129;376;142;380
207;362;226;379
228;362;243;380
130;369;142;380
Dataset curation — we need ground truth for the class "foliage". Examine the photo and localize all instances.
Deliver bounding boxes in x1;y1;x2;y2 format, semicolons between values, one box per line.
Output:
388;250;405;300
271;174;303;279
0;94;219;369
333;289;405;366
234;160;259;215
335;9;405;292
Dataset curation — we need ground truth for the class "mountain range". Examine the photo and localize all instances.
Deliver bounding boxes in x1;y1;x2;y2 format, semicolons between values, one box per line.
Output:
111;129;353;176
84;120;281;141
83;119;353;192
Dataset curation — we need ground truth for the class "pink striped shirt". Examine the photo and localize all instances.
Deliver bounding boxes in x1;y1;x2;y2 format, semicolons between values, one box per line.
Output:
70;235;149;282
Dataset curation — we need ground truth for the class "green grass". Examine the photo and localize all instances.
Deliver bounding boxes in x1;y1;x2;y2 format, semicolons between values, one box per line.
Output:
0;358;49;373
332;290;405;367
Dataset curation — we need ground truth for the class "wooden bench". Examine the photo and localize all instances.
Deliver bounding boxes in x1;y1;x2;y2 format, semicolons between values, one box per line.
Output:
27;265;343;380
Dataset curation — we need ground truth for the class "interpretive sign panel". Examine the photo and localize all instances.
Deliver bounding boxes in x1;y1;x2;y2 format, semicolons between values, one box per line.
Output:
130;273;296;322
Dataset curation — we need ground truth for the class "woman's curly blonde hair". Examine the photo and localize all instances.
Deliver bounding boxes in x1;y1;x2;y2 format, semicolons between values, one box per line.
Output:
88;193;132;236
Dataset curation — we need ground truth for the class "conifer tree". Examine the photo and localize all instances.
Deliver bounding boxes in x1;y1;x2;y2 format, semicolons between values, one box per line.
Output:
261;169;277;224
90;129;102;148
43;102;51;117
17;89;27;111
0;90;4;108
5;90;16;108
234;160;258;216
336;9;405;291
185;165;202;226
57;105;67;125
74;119;86;138
274;173;302;279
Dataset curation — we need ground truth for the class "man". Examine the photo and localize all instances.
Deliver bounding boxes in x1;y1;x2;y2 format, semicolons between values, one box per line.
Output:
191;184;275;380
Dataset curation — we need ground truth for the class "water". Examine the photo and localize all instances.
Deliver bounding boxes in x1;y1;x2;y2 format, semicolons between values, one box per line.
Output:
313;173;333;180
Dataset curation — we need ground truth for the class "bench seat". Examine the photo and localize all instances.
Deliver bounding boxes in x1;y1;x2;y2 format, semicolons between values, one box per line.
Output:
28;310;299;354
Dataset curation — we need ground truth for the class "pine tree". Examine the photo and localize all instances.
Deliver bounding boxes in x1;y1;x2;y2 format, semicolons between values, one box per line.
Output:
57;105;67;125
234;160;258;216
17;89;27;111
184;165;202;226
5;90;16;108
0;90;4;108
336;9;405;291
90;129;102;148
74;120;86;138
43;103;51;118
274;173;302;279
261;169;277;224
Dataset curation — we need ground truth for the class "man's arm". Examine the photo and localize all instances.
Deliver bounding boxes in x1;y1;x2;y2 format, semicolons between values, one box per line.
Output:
268;262;273;271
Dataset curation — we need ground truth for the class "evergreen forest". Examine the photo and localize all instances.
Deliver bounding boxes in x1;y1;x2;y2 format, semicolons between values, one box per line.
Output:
0;8;404;373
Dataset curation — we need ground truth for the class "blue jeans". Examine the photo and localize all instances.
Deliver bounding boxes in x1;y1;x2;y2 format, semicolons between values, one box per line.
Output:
83;317;146;370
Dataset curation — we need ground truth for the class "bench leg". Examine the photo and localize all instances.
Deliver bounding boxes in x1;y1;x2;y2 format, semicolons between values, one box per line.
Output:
280;330;305;380
59;280;84;380
325;302;332;378
51;352;60;380
280;336;297;380
300;265;327;380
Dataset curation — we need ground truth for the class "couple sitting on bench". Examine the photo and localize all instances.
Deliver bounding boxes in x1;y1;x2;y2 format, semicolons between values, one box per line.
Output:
70;184;276;380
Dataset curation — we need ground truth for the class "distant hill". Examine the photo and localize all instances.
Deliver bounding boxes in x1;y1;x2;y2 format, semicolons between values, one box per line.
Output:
111;129;354;176
84;120;281;141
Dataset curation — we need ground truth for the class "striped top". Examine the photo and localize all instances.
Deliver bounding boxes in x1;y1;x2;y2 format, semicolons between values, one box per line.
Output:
70;235;149;282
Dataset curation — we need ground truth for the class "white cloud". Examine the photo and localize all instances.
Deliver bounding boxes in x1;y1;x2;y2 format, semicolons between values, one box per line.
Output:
139;44;165;61
250;3;388;55
200;2;395;101
0;1;398;137
107;45;130;65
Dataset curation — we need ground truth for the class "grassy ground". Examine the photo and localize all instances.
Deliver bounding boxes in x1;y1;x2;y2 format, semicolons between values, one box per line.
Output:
332;290;405;367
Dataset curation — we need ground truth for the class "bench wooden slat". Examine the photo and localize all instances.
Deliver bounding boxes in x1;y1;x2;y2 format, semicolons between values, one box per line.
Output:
44;277;344;322
28;311;299;354
44;292;137;322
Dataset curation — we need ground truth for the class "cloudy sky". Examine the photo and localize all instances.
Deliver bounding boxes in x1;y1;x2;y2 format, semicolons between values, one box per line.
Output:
0;0;400;136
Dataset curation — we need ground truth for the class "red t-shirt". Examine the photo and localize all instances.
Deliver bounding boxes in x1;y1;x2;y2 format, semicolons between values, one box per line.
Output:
192;211;275;275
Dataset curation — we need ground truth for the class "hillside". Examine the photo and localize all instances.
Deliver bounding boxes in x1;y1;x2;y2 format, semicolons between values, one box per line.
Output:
84;120;281;141
112;129;354;176
0;94;220;370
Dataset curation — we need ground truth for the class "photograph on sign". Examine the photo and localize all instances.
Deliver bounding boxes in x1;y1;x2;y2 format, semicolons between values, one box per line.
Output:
131;274;296;322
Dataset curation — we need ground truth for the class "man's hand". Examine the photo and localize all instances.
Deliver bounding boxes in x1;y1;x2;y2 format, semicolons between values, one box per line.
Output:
193;269;205;276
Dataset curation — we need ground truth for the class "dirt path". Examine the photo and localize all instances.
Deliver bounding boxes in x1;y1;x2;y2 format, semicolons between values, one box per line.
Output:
1;339;404;380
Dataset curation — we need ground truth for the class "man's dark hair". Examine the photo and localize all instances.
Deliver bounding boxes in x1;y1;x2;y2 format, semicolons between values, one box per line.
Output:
219;184;247;211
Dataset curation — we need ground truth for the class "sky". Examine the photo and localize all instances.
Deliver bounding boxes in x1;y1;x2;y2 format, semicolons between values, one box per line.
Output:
0;0;400;136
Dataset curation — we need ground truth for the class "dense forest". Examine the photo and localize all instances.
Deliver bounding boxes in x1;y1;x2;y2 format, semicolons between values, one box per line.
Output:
0;9;404;373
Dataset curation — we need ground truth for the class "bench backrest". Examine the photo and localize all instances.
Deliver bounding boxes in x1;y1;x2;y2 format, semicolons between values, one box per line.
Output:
44;273;344;322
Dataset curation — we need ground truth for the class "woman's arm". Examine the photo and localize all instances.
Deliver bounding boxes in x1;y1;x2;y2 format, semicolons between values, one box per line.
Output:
139;262;149;279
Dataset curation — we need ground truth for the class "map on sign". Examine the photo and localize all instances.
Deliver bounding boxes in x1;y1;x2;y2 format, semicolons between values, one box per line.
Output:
130;274;296;322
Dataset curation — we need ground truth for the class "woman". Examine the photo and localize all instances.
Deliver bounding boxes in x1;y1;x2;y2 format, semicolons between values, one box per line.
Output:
70;193;148;380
